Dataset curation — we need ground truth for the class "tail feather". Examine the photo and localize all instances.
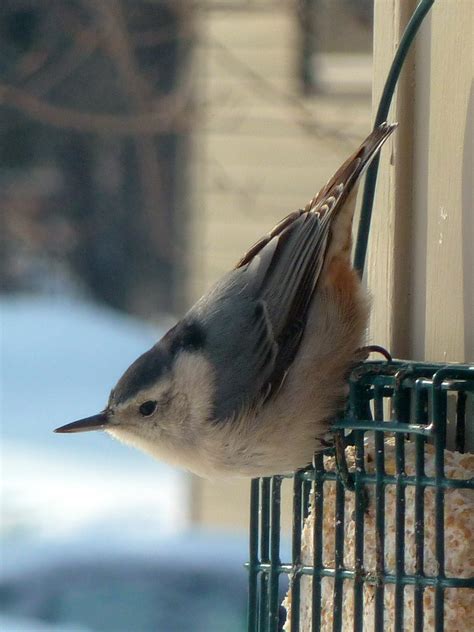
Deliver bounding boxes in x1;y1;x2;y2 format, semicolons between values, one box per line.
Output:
306;121;398;216
236;123;397;270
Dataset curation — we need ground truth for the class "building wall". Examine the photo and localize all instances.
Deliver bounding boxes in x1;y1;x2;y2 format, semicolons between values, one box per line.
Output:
188;4;372;300
367;0;473;363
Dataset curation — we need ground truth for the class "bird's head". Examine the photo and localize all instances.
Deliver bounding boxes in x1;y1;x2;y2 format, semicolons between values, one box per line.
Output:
54;321;217;469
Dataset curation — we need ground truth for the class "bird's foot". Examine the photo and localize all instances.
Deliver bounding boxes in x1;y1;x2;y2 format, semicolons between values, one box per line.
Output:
357;344;392;362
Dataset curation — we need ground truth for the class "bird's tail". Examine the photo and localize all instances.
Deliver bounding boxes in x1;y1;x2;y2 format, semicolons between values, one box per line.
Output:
235;122;397;271
306;121;398;216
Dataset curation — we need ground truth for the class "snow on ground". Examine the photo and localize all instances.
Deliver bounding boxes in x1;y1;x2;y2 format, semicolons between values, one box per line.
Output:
1;294;186;540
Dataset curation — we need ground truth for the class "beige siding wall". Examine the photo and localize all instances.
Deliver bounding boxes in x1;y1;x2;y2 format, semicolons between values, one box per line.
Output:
188;7;372;301
368;0;473;363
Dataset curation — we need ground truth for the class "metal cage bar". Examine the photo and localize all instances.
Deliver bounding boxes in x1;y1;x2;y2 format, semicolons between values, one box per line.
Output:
246;361;474;631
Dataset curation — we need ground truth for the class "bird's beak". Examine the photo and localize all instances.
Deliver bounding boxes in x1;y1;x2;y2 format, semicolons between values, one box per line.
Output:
54;412;108;434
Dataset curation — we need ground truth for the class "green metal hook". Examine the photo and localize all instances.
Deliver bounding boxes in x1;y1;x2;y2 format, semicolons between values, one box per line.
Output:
354;0;436;277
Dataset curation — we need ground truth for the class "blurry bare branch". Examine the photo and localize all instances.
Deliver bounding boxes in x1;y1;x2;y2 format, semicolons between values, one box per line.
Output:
209;38;360;146
0;82;191;134
24;25;100;96
92;0;173;256
196;1;295;11
1;2;193;135
131;25;192;47
92;0;153;103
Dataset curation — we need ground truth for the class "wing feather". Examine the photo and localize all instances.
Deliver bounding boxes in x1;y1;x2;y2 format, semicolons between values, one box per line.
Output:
201;123;397;420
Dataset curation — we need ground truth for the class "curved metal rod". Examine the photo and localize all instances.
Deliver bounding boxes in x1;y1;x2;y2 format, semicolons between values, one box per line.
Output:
354;0;436;276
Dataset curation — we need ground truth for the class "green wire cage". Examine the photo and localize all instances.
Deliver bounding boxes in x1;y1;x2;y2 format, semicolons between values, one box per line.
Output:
246;361;474;631
246;1;473;630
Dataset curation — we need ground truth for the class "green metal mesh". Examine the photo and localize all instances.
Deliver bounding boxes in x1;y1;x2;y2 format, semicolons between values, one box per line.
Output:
246;361;474;631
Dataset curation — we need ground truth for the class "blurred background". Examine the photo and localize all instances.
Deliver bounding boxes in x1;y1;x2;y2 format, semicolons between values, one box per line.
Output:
0;1;374;630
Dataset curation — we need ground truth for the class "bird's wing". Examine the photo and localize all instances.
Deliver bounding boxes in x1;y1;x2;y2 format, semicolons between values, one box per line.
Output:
200;123;396;421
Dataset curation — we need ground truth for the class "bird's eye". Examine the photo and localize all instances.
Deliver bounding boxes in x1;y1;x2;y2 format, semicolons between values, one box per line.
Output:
139;400;157;417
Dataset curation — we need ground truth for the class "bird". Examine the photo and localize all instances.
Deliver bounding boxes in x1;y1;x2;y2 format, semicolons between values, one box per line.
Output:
55;122;397;478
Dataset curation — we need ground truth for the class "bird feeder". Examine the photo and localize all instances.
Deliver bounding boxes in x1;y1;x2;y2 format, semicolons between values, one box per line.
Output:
245;2;473;630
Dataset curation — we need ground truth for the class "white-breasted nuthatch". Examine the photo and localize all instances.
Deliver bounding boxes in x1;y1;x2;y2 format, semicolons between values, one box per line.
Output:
55;123;397;478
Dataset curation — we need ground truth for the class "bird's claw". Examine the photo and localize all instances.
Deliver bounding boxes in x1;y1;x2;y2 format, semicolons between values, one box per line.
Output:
357;344;392;362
